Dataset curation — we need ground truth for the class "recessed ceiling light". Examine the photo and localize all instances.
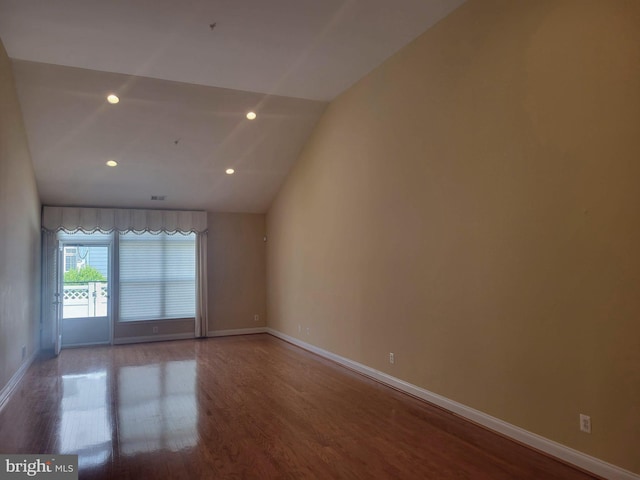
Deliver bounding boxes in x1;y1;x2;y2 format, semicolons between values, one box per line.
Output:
107;94;120;104
246;111;257;120
225;168;235;175
106;160;118;167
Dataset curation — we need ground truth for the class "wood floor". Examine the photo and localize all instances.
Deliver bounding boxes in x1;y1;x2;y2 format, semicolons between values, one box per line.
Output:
0;334;600;479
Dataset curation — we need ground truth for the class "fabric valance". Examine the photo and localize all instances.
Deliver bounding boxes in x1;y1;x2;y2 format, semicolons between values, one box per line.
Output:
42;206;208;234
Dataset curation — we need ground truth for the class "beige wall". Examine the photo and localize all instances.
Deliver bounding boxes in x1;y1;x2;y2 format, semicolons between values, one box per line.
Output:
266;0;640;474
207;212;266;332
0;39;41;392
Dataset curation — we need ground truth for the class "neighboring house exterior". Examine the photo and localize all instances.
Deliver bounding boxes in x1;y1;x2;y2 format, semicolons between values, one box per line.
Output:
63;245;108;278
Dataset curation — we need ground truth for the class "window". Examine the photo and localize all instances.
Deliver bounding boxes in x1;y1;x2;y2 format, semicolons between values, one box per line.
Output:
64;246;77;272
44;207;208;343
119;232;196;322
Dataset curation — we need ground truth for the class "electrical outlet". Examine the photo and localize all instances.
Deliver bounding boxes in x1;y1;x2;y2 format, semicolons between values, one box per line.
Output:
580;414;591;434
306;327;310;336
254;314;259;322
298;324;301;333
389;352;395;364
21;346;26;360
152;326;159;334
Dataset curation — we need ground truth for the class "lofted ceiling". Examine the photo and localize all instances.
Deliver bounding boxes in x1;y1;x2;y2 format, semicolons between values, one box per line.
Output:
0;0;466;213
11;59;327;212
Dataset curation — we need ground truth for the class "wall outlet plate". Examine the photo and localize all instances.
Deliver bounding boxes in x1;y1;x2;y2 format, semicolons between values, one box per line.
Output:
580;414;591;434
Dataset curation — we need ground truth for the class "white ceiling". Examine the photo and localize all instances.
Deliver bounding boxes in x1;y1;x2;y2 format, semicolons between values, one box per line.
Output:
12;60;327;212
1;0;465;213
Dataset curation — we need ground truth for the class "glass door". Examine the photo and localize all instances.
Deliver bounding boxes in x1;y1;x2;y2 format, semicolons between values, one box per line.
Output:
59;242;112;347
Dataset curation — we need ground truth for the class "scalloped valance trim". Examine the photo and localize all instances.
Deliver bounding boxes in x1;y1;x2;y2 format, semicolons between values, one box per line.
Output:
42;206;207;234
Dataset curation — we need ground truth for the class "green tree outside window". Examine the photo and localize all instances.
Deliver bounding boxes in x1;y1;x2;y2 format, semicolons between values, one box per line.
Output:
64;265;106;284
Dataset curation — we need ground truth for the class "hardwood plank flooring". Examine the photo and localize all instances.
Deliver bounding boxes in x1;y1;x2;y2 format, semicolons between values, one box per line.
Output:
0;334;600;479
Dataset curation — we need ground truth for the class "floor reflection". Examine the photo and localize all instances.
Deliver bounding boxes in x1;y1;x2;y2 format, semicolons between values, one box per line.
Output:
59;371;112;469
118;360;197;455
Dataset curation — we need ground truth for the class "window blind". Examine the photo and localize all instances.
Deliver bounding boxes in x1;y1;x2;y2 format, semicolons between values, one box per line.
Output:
119;232;196;322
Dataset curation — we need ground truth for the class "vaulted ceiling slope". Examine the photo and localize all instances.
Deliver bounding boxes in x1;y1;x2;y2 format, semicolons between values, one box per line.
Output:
12;60;327;212
1;0;466;212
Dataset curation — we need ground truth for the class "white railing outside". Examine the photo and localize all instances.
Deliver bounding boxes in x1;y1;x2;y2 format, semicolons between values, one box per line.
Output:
63;282;108;318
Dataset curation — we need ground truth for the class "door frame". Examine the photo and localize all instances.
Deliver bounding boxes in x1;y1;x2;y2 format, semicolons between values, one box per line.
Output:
58;239;114;348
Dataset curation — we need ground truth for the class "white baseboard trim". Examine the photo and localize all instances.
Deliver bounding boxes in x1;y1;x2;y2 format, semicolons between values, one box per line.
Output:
113;332;194;345
266;328;639;480
208;327;267;337
0;350;38;414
